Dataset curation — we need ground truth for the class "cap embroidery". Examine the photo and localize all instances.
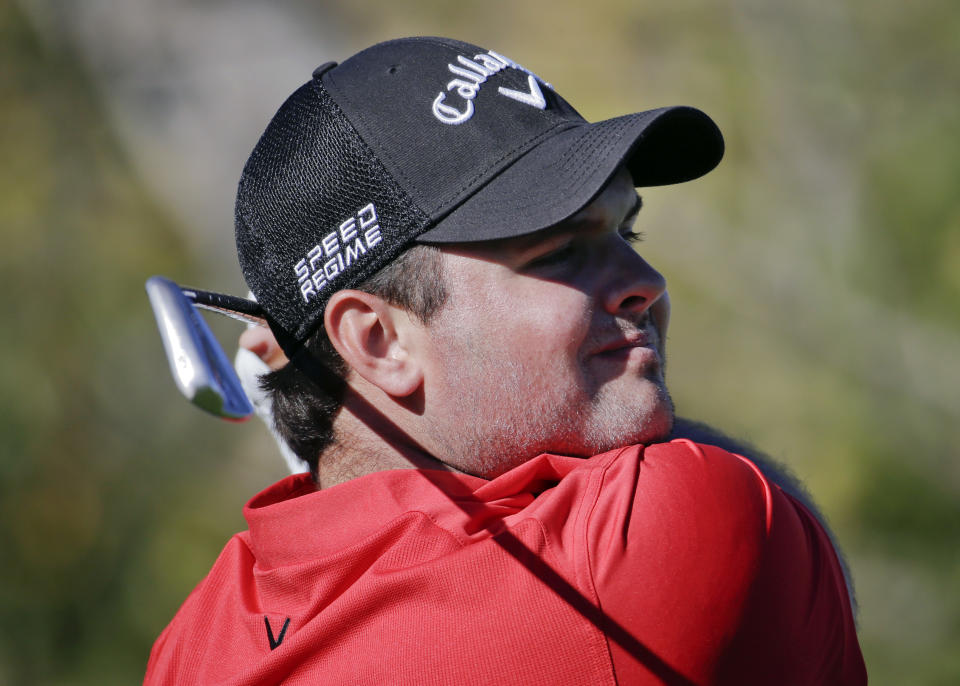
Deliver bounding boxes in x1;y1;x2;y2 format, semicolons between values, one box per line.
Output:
431;50;549;125
294;203;383;303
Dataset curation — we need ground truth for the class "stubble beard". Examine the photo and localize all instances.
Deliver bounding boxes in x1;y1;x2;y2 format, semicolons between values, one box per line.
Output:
427;347;675;479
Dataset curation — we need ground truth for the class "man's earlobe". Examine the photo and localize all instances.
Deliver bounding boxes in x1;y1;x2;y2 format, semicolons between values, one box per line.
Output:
324;290;423;397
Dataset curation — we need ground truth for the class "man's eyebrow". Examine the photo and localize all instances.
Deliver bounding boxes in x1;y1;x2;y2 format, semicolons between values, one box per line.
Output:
561;193;643;233
506;192;646;257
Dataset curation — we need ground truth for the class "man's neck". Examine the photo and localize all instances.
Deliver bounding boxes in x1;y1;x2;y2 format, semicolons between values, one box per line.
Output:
315;388;461;489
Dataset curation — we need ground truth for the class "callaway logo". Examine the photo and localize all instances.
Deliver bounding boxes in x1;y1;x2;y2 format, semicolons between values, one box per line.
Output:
431;50;549;125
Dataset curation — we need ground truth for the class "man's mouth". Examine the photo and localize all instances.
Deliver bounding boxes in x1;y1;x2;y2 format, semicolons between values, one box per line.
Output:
591;335;662;374
594;344;659;369
593;332;653;355
590;313;660;358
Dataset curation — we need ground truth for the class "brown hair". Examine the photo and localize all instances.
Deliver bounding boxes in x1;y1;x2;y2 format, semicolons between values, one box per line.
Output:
261;244;447;479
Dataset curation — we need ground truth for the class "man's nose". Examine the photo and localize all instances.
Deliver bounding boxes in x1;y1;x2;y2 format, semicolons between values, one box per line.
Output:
602;243;667;317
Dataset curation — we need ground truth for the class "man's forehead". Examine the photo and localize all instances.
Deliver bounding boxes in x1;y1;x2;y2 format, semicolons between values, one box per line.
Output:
562;191;643;234
436;185;642;260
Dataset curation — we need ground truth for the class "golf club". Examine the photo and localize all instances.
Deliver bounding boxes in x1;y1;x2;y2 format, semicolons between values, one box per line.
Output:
145;275;263;421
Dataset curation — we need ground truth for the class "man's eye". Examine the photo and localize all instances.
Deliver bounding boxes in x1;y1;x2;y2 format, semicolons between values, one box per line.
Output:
620;229;645;244
528;243;576;269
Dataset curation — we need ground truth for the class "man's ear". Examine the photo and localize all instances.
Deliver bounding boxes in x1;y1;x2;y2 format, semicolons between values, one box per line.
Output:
324;290;423;397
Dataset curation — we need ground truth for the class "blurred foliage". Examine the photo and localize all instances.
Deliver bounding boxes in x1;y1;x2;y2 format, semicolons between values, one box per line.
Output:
2;0;958;683
0;2;286;683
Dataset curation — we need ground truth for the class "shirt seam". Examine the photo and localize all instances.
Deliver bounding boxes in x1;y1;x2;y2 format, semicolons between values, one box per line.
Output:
576;446;635;685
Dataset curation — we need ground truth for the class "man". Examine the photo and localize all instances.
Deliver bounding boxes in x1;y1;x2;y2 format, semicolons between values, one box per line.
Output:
145;37;866;684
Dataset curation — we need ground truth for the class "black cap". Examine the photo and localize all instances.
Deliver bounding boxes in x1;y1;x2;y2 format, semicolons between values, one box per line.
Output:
235;36;724;351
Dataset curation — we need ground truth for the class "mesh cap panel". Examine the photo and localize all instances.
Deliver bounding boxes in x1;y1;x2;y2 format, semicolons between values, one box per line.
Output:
235;79;430;344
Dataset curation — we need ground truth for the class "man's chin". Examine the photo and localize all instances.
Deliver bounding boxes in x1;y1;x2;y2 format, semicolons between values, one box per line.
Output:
438;383;675;477
567;393;675;457
614;385;675;448
641;403;675;445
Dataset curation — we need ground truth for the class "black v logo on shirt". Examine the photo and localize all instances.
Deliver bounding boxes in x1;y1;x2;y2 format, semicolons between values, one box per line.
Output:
264;616;291;651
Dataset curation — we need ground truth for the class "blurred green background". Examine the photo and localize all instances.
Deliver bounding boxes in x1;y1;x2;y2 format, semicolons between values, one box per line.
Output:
1;0;957;683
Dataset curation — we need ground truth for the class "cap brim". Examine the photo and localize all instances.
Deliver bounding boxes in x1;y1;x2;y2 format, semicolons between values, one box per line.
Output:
417;106;723;243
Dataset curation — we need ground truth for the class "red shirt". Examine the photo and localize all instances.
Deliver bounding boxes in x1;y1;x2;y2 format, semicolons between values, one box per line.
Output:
145;440;866;684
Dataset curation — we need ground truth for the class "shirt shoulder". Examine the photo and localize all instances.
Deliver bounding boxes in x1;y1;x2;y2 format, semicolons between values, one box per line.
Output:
144;532;262;685
579;440;865;685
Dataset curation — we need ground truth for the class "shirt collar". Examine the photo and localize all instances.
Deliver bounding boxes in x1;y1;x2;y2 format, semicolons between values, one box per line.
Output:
243;452;595;568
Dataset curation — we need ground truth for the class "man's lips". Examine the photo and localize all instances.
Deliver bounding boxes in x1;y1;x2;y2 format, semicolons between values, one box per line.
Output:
586;313;663;366
591;330;661;366
594;333;651;354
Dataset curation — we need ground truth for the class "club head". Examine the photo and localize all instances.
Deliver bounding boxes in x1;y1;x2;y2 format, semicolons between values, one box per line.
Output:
146;276;254;421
